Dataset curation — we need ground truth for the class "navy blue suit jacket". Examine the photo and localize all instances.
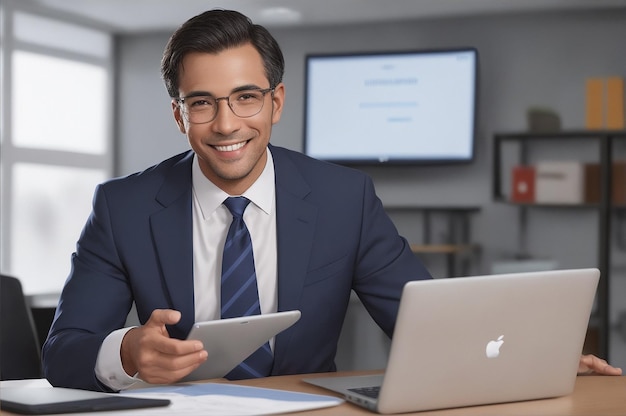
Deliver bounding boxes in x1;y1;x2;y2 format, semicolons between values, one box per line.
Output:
42;145;432;391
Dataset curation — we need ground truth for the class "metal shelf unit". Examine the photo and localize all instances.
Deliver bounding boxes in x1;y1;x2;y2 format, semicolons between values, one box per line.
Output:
492;129;626;359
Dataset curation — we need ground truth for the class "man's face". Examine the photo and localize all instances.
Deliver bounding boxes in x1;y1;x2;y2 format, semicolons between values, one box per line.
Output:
172;43;284;195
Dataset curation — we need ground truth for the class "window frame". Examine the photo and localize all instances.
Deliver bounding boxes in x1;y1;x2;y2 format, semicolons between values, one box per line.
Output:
0;0;115;294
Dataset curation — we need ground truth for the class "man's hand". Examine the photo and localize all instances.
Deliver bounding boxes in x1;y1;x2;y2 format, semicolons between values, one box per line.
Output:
578;354;622;376
120;309;208;384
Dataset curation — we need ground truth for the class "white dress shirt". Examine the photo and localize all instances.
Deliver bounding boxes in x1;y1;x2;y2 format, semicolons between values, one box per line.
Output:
95;149;278;390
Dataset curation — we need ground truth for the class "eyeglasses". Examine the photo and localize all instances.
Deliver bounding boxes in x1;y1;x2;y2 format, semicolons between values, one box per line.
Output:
177;87;274;124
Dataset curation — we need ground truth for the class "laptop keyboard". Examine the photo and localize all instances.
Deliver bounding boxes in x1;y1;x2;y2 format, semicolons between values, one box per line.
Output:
348;386;381;399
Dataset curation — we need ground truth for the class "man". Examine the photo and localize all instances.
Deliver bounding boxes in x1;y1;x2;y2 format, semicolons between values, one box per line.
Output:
42;10;620;392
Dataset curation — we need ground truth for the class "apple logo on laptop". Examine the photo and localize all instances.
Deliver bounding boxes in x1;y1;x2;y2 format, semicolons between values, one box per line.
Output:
485;335;504;358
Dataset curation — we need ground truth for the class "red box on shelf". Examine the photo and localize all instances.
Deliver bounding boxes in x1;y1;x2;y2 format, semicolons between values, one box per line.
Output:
511;166;536;203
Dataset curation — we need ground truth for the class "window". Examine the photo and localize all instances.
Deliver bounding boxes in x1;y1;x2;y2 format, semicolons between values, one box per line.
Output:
12;51;108;154
0;2;113;295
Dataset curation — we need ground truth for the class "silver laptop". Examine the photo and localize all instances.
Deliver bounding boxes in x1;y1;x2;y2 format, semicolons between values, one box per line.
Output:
304;268;599;414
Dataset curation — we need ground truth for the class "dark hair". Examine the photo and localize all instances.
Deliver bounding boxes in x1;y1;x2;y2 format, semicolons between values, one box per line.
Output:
161;9;284;98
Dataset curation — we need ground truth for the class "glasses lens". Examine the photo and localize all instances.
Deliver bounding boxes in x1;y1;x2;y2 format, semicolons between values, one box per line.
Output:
230;90;266;118
182;96;216;124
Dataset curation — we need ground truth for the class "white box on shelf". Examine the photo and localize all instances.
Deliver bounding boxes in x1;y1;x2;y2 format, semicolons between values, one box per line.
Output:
535;161;585;204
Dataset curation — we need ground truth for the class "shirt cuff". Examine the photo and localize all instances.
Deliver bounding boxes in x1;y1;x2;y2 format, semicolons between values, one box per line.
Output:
95;327;142;391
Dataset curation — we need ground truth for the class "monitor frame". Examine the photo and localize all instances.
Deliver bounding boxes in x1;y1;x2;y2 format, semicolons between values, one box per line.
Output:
302;47;479;166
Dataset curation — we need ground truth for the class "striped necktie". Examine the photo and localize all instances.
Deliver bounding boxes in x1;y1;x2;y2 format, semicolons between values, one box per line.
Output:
221;196;273;379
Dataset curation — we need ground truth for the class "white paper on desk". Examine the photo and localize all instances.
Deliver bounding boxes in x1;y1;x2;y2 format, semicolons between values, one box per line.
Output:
0;378;52;388
117;383;344;416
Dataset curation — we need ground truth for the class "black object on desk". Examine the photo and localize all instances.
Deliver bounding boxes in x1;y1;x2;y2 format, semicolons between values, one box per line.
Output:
0;387;170;414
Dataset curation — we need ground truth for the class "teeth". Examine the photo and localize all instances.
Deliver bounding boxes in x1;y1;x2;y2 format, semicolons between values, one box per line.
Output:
214;141;246;152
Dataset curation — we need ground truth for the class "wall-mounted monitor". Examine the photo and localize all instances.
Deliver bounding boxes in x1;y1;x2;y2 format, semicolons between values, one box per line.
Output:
303;48;478;165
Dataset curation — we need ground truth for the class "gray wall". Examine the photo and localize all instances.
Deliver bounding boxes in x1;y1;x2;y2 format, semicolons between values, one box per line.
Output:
116;9;626;368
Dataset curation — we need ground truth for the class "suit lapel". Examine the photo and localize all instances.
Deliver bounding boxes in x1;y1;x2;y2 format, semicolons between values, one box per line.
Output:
150;152;195;338
270;146;318;364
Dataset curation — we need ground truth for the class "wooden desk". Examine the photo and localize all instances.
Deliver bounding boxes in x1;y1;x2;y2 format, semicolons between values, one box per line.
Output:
2;372;624;415
227;371;626;415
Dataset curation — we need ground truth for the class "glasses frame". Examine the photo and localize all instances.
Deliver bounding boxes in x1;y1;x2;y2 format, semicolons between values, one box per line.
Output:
177;87;275;124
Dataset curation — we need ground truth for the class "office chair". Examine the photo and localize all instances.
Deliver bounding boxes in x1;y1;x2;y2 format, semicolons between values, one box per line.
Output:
0;274;43;380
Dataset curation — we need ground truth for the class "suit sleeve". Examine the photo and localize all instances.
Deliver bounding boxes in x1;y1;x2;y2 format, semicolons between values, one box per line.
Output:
42;184;134;392
352;176;432;337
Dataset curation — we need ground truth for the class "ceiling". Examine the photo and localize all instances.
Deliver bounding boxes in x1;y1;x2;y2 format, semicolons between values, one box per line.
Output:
29;0;626;34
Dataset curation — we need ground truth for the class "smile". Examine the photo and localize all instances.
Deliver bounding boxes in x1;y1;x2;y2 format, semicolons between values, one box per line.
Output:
213;140;248;152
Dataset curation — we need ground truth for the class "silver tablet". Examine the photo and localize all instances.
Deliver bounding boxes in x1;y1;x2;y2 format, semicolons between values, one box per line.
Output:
182;310;301;381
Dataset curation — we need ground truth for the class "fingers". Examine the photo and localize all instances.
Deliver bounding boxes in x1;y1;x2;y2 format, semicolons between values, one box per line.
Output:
121;309;208;384
143;309;203;352
134;346;208;385
578;354;623;376
144;309;182;328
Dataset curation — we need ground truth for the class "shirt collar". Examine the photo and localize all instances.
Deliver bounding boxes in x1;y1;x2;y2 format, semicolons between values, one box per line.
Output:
191;148;275;218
